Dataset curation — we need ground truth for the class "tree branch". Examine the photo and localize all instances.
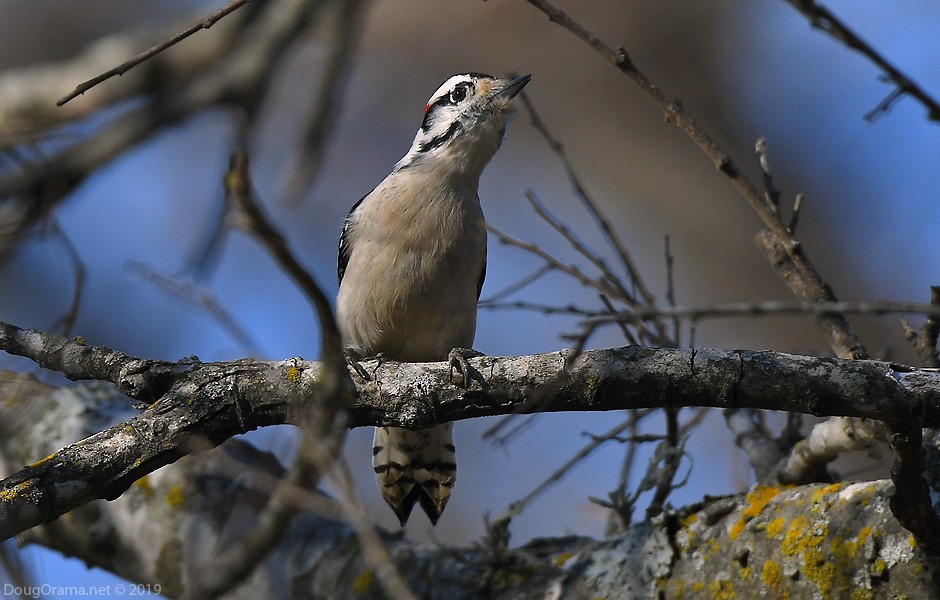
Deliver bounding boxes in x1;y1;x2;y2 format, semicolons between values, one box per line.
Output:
4;320;940;540
57;0;257;106
3;373;935;598
779;0;940;123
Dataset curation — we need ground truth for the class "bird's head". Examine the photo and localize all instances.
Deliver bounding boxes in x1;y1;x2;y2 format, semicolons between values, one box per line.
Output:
397;73;531;177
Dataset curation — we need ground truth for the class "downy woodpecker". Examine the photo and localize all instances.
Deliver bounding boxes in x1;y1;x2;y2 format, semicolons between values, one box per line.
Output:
336;73;531;525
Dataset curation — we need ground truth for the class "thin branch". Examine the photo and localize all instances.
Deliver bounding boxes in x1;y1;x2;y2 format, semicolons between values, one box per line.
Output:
663;235;680;346
645;407;681;520
605;409;641;535
489;410;655;528
125;261;262;357
487;223;625;300
38;220;86;337
899;286;940;368
780;0;940;123
581;299;940;329
224;150;343;370
281;0;368;205
521;0;869;362
57;0;257;106
754;138;781;213
517;89;656;306
599;293;638;345
524;191;635;304
328;459;418;600
787;192;804;235
480;264;553;304
887;420;940;555
191;150;350;598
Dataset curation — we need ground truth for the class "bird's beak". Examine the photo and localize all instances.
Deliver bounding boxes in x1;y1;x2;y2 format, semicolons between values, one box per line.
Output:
495;74;532;99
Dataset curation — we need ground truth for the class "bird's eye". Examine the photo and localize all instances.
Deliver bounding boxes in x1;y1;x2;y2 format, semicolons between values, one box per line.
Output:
450;84;470;104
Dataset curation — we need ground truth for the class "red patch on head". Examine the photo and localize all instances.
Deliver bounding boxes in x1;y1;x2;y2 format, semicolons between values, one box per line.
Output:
424;103;431;114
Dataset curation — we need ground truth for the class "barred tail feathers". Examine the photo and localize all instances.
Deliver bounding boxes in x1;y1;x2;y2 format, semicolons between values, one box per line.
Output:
372;423;456;525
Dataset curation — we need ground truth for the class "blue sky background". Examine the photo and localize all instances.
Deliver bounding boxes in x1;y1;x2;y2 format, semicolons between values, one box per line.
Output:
2;0;939;596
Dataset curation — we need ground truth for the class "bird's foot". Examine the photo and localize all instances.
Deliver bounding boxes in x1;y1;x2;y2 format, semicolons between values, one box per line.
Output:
448;347;484;389
346;350;384;381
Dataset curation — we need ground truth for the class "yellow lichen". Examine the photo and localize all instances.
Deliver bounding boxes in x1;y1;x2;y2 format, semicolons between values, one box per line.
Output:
352;570;373;595
729;484;785;540
165;484;184;509
851;588;874;600
781;515;813;557
760;560;781;589
870;558;886;577
729;519;746;541
801;550;834;596
74;336;86;346
779;513;847;597
707;579;733;599
680;512;698;527
743;485;783;518
809;483;844;511
134;475;153;497
553;551;574;567
27;454;56;469
286;365;302;383
0;481;30;501
765;517;786;539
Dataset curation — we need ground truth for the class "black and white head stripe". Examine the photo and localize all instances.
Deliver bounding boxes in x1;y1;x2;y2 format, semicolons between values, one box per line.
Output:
395;72;531;168
420;73;491;132
414;74;491;154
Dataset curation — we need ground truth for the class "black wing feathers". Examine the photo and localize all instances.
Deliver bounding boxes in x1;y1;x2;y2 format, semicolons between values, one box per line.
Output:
337;195;366;285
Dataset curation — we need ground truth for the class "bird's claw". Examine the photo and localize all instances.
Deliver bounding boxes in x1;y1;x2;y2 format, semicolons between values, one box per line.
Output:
346;351;384;381
448;347;484;389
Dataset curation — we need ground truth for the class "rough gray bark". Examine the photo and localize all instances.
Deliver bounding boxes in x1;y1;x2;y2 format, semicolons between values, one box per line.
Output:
1;371;935;599
4;318;940;542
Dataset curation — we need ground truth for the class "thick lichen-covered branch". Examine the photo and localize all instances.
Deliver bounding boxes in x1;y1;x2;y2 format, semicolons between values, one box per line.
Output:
2;376;934;599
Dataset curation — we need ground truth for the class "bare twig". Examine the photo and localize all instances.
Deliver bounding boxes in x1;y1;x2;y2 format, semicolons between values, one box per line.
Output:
525;191;635;304
754;138;781;213
604;409;640;535
517;89;656;306
899;286;940;368
125;261;262;356
522;0;868;362
40;220;86;337
888;420;940;555
582;299;940;329
599;294;638;345
483;298;940;332
191;150;350;599
780;0;940;123
224;150;342;365
645;407;681;520
663;235;680;346
787;193;804;235
487;223;624;300
488;410;655;530
328;459;418;600
57;0;257;106
282;0;367;205
480;264;553;305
